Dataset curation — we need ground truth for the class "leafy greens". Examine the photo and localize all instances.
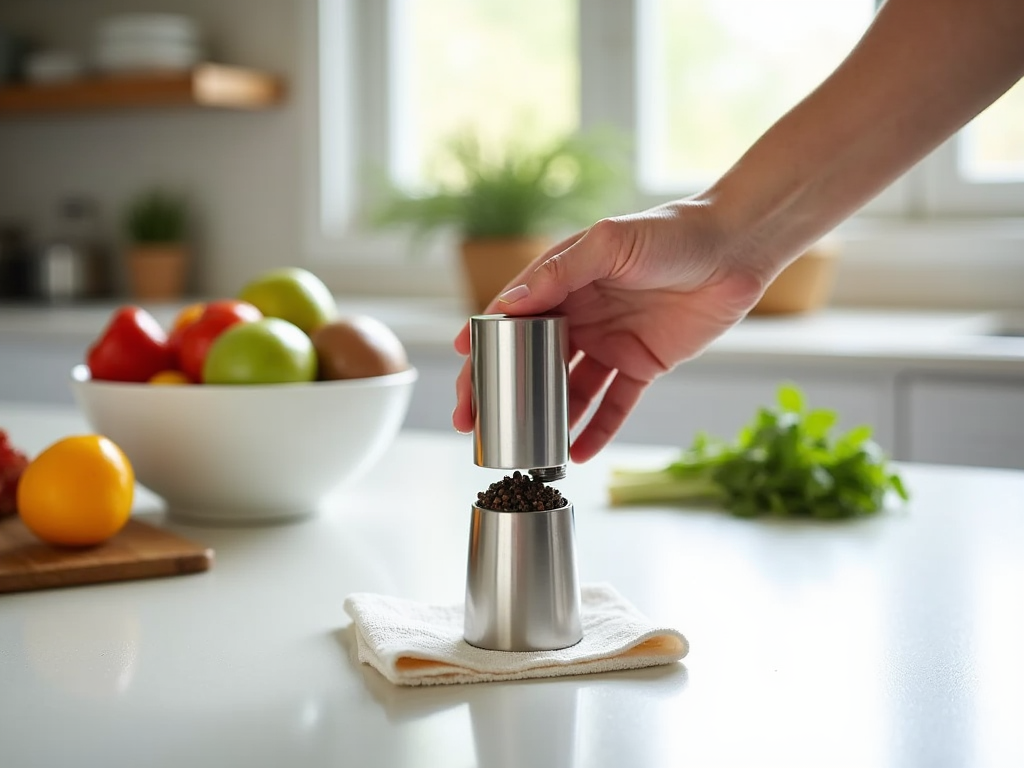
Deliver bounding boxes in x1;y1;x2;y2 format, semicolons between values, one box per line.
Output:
608;383;909;519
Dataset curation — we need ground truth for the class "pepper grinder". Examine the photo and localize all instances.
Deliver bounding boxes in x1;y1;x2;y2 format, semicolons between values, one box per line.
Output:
464;314;583;652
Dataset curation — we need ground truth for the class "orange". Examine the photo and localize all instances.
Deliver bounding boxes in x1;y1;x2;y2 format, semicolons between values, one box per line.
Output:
148;369;191;385
171;302;205;333
17;435;134;547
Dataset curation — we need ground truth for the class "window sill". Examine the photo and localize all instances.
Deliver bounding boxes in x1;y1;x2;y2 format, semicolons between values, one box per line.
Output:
832;218;1024;310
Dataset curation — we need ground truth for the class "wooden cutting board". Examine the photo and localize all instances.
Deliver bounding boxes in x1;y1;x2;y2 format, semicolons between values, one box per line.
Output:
0;516;213;594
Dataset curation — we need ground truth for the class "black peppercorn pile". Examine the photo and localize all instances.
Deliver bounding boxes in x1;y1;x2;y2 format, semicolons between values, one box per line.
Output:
477;471;567;512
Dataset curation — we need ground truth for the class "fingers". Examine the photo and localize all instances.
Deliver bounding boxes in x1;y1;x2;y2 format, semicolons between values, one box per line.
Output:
455;347;645;459
452;358;474;433
453;231;590;431
454;322;470;355
566;353;616;431
569;372;646;464
454;328;648;459
451;222;626;439
489;226;613;316
454;232;584;357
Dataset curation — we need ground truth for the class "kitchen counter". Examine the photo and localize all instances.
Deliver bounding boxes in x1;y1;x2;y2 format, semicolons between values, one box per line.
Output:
1;402;1023;768
1;297;1023;371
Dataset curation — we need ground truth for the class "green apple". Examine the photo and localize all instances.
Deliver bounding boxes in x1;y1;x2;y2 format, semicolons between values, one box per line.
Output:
237;267;338;335
202;318;318;384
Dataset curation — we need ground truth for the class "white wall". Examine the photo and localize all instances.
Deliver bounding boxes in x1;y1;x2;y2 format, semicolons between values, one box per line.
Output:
0;0;309;297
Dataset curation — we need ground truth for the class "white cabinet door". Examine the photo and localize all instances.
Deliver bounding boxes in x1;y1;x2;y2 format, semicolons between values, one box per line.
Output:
0;341;83;405
608;362;897;453
902;376;1024;470
402;347;462;431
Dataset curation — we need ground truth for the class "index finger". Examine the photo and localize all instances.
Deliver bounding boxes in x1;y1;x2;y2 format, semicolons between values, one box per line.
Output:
453;230;585;354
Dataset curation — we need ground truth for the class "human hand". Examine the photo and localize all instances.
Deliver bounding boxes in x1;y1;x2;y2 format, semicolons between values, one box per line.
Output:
452;199;776;463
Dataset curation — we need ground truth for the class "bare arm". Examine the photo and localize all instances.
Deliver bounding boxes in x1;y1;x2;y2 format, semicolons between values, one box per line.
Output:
452;0;1024;460
706;0;1024;271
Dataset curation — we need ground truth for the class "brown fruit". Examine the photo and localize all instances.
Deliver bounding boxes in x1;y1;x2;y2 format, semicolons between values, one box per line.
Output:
310;315;409;380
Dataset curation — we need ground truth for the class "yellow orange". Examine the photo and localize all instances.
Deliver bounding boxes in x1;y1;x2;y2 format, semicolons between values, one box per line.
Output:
171;302;205;333
17;435;134;547
148;370;191;385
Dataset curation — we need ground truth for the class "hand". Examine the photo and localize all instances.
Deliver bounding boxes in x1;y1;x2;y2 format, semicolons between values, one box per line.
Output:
452;199;776;463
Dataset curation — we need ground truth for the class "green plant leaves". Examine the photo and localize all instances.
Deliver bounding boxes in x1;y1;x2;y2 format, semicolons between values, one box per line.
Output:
777;382;805;413
369;127;630;242
124;188;188;244
608;382;910;519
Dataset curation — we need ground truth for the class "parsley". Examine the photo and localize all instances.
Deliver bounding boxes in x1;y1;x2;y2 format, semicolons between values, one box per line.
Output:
608;383;909;519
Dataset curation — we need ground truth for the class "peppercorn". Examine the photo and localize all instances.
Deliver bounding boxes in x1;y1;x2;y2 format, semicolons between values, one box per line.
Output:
476;470;567;512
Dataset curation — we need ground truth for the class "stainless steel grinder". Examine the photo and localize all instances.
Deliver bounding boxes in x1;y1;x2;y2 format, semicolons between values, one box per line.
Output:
464;314;583;652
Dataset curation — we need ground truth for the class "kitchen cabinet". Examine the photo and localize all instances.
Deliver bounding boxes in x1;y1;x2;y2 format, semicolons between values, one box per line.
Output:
900;375;1024;470
617;361;896;452
0;64;284;114
402;347;463;432
0;339;86;405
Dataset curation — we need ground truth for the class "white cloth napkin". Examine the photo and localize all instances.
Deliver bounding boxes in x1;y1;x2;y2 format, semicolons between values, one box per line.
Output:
343;582;688;687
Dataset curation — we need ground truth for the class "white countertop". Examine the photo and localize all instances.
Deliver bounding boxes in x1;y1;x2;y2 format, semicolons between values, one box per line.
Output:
1;403;1023;768
2;297;1023;374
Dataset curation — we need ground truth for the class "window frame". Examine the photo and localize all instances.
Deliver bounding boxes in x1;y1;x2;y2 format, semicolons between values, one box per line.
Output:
923;137;1024;216
306;0;1024;308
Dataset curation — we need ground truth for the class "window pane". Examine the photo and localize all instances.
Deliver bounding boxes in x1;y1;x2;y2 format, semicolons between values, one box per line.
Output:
637;0;875;192
392;0;577;187
959;78;1024;183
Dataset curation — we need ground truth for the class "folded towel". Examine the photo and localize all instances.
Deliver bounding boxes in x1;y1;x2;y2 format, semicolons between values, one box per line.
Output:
343;582;688;687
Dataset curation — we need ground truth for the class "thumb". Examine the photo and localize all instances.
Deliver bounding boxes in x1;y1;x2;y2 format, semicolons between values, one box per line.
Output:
491;223;619;315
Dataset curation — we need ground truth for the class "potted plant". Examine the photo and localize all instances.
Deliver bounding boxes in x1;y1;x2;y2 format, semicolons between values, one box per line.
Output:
123;188;190;300
750;235;842;315
372;129;628;313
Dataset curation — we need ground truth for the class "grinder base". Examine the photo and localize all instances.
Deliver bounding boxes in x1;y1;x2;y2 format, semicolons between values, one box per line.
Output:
464;501;582;652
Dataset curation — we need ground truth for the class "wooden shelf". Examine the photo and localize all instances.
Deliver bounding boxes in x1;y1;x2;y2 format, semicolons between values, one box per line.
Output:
0;64;285;115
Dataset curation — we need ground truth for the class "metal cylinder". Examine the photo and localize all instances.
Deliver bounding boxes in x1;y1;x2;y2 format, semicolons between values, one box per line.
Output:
470;314;569;481
464;501;582;651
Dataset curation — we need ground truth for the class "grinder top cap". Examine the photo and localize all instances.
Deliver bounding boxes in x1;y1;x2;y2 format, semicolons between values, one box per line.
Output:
470;314;570;478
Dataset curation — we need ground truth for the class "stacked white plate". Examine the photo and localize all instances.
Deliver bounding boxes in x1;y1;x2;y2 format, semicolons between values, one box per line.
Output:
93;13;204;74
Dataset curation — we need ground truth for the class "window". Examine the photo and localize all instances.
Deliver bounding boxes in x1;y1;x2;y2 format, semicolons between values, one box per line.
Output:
962;80;1024;183
921;78;1024;216
313;0;1024;307
390;0;577;188
636;0;876;193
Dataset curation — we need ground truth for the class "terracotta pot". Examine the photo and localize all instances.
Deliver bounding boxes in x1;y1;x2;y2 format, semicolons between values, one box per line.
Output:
459;237;551;314
751;238;841;315
127;244;189;300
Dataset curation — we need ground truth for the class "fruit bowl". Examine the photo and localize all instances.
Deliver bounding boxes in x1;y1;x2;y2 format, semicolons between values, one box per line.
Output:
69;364;418;524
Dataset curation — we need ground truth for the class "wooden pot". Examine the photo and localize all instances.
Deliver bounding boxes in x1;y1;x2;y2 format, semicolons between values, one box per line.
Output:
127;244;189;300
459;237;550;314
751;238;841;315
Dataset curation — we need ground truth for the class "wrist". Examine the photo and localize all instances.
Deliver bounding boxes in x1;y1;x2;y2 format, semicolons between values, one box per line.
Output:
681;183;794;288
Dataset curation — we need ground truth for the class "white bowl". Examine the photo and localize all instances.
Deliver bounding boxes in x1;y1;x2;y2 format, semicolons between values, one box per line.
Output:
95;14;201;46
70;364;417;525
93;39;202;74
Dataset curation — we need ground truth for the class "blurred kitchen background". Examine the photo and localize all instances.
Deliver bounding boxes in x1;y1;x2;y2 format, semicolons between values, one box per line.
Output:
1;0;1022;469
0;0;302;301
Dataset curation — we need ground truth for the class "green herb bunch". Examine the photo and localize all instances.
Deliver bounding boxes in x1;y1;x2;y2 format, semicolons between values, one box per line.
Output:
124;188;188;245
371;128;628;243
608;384;909;519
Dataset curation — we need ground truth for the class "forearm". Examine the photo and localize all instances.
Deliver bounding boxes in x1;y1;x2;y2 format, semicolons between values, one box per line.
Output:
703;0;1024;273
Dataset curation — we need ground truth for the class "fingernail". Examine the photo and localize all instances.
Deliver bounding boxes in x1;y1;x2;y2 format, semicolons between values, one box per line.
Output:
498;284;530;304
452;415;472;435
